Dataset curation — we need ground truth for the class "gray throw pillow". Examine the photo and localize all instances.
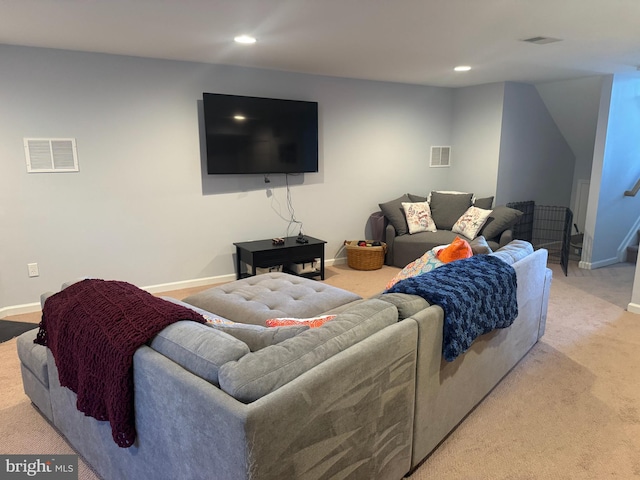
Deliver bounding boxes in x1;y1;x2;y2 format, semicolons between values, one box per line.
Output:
379;194;411;235
480;206;523;240
429;192;474;230
474;196;494;210
469;235;493;255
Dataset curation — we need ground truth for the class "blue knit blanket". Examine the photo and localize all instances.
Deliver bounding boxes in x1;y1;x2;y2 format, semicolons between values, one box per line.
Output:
387;255;518;361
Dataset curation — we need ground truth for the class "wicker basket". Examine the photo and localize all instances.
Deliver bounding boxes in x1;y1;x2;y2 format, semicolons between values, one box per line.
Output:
343;240;387;270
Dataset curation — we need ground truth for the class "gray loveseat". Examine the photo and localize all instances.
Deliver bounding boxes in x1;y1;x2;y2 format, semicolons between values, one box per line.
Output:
17;241;551;480
378;192;523;268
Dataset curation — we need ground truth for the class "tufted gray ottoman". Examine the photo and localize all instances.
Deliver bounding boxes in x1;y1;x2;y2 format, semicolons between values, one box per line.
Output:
182;272;362;326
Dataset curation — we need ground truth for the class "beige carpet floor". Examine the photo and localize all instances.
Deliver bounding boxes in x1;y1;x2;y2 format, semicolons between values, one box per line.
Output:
1;260;638;479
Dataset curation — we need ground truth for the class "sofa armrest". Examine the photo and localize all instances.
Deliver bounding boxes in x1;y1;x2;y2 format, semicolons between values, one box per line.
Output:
498;229;513;248
384;223;397;266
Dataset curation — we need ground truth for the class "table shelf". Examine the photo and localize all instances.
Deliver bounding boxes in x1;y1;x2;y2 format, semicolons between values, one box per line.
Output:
233;236;326;280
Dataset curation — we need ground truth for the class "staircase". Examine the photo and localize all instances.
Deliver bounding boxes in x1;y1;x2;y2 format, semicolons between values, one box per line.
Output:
627;230;639;264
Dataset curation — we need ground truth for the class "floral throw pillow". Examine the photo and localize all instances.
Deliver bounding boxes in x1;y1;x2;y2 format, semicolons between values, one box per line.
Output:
265;315;336;328
452;206;492;240
402;202;437;234
385;249;444;290
204;316;234;325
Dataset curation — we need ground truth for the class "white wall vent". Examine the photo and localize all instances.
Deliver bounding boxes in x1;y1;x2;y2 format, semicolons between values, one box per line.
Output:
24;138;79;173
430;146;451;167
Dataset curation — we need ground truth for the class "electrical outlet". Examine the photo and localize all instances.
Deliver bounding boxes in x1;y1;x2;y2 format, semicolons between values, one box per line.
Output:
27;263;39;277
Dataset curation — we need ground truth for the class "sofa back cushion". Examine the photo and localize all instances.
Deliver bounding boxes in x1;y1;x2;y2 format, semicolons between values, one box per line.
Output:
374;292;430;320
217;299;398;403
490;240;534;265
429;192;474;230
150;321;250;386
473;196;494;209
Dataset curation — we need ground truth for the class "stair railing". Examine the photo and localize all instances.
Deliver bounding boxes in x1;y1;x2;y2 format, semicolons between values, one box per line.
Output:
624;177;640;197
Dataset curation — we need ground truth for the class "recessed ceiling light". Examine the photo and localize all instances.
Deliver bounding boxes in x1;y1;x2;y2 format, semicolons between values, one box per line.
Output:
234;115;246;121
521;36;562;45
234;35;256;45
454;65;472;72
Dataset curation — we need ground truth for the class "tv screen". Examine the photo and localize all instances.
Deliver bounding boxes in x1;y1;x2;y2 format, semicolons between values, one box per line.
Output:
203;93;319;174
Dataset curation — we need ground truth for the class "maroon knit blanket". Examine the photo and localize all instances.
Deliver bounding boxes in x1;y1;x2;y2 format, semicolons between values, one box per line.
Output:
34;279;205;448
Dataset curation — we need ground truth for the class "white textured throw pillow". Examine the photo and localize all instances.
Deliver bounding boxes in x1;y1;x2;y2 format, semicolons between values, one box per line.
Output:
402;202;437;234
452;206;492;239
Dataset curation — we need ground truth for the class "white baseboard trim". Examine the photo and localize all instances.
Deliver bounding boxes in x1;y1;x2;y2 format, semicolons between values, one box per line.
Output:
578;256;620;270
627;302;640;314
1;257;347;317
143;274;236;294
0;302;42;318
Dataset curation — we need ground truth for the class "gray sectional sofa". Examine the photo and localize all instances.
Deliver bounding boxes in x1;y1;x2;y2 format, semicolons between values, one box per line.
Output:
17;241;552;480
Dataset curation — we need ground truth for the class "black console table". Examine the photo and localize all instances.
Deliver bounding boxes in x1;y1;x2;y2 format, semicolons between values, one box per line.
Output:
234;236;326;280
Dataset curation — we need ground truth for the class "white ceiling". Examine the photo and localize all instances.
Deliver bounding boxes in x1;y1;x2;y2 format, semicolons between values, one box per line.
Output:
2;0;640;87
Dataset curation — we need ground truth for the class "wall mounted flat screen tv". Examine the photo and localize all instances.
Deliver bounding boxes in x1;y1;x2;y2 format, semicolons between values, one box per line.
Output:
203;93;319;174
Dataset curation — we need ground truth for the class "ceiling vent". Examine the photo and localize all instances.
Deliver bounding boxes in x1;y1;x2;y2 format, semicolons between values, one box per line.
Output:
24;138;79;173
521;36;562;45
430;146;451;168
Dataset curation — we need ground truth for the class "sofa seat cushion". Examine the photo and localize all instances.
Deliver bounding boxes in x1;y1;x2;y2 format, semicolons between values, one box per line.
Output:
150;321;250;386
392;230;462;268
162;296;311;351
218;299;398;403
391;230;501;268
182;272;361;326
17;328;49;387
213;322;309;351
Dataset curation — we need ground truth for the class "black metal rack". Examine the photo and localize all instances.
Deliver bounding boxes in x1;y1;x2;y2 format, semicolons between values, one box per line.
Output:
507;201;573;276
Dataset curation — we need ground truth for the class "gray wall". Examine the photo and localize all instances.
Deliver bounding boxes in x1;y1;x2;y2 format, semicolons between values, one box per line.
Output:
535;76;604;233
448;83;505;198
0;45;454;309
0;44;588;311
496;82;575;206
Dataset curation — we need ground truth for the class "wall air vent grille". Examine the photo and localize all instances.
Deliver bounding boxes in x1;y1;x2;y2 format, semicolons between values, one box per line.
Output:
430;146;451;167
24;138;79;173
